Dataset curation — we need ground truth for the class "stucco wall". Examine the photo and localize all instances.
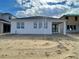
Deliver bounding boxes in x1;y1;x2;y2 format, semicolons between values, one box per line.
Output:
59;23;64;34
11;19;52;34
11;18;66;34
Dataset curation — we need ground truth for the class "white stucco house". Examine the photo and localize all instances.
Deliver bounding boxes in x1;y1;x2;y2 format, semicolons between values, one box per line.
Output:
11;16;67;35
0;13;13;33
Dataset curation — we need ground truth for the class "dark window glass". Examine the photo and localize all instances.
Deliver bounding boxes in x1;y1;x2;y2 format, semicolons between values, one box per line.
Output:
39;22;42;28
17;22;20;29
67;25;76;30
74;25;76;30
67;25;69;30
17;22;24;29
44;22;48;29
21;22;24;29
70;25;73;30
65;16;68;19
33;22;37;28
75;16;78;21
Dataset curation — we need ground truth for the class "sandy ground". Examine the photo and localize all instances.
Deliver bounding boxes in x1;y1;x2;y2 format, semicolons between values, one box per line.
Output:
0;34;79;59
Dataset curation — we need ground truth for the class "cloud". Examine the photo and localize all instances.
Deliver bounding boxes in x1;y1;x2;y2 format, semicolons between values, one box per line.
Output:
66;8;79;15
16;0;79;18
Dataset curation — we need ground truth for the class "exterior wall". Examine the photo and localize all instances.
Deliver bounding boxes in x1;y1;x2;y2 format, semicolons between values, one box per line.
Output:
56;22;66;34
0;22;3;33
11;19;66;34
59;23;64;34
11;19;52;34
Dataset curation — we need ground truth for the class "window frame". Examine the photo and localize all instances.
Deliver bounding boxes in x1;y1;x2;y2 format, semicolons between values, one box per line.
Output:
33;22;37;29
65;16;68;19
16;22;24;29
17;22;20;29
67;25;69;30
67;25;76;31
39;22;42;29
21;22;24;29
44;22;48;29
75;16;78;21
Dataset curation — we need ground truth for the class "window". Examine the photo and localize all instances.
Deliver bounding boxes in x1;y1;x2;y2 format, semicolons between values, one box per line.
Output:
74;25;76;30
16;22;24;29
44;22;48;29
75;16;78;21
17;22;20;29
67;25;76;31
39;22;42;28
70;25;73;30
33;22;37;28
65;16;68;19
52;24;58;32
67;25;69;30
21;22;24;29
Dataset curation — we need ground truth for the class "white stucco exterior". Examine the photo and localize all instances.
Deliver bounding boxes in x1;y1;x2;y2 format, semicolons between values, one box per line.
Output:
11;17;66;35
0;13;12;33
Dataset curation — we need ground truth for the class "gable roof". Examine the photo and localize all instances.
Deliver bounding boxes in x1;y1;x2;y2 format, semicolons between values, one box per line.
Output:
0;19;9;22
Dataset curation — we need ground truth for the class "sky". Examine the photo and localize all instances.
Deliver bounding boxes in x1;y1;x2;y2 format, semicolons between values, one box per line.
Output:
0;0;23;15
0;0;79;18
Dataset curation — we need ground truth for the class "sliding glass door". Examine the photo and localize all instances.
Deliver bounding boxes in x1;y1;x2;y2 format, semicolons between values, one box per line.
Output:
52;24;58;33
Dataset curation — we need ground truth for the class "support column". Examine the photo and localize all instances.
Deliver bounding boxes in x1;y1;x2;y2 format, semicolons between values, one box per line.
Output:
0;23;3;33
63;21;66;35
58;24;60;33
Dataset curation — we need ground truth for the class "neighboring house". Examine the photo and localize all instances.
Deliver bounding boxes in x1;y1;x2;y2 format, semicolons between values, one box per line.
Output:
0;13;13;33
11;16;66;35
62;15;79;33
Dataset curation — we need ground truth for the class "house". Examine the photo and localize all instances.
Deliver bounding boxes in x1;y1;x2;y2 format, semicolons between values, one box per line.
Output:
0;13;13;33
11;16;66;35
62;15;79;33
11;15;79;35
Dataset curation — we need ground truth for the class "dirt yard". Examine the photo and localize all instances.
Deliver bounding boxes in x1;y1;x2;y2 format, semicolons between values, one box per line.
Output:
0;34;79;59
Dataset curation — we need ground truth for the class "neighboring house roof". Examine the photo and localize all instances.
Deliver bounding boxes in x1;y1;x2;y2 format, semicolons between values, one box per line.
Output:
64;14;79;17
0;13;16;22
0;12;15;18
0;19;9;22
